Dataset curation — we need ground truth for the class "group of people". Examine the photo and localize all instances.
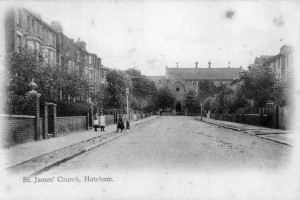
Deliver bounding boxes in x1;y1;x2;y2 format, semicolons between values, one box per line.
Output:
93;113;125;133
93;113;106;132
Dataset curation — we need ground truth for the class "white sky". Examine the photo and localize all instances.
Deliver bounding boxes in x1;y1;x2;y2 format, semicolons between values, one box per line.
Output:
5;0;300;76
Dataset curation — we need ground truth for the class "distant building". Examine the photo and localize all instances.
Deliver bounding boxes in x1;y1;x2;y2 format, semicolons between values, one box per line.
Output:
264;45;294;80
148;62;242;112
254;55;274;66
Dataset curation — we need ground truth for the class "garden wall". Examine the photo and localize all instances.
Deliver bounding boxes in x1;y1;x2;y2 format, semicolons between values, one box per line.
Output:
56;116;86;135
0;115;42;147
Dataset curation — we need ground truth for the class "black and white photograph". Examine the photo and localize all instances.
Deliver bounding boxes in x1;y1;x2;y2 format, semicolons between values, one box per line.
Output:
0;0;300;199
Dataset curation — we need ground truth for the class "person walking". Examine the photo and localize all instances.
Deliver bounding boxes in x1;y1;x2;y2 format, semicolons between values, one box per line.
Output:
99;113;106;132
116;114;125;132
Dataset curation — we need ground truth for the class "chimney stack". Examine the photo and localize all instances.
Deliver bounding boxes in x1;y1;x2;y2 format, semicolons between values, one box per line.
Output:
75;38;86;51
51;21;63;33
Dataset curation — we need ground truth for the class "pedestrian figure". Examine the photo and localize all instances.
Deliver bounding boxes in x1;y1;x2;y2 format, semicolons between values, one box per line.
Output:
116;114;125;132
99;113;106;132
93;113;100;131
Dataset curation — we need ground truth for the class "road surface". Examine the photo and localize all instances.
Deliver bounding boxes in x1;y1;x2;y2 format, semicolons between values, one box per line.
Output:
43;116;292;174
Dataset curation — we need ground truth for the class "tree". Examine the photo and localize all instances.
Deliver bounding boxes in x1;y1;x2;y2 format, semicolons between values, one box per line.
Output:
126;68;158;112
198;80;218;102
239;64;276;108
215;84;234;110
203;96;213;111
6;48;92;115
103;69;127;109
6;48;60;114
7;48;44;96
156;87;175;111
184;90;200;114
230;88;248;110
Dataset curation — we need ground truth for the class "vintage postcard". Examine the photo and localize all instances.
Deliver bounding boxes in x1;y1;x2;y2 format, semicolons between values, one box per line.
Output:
0;0;299;199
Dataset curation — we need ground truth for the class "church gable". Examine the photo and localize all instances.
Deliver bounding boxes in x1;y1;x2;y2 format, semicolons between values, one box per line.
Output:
171;81;186;102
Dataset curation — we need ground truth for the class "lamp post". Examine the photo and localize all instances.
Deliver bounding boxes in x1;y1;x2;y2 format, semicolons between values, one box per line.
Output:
200;102;203;120
126;87;130;129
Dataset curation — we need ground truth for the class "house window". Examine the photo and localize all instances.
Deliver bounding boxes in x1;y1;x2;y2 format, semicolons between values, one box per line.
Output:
68;60;72;71
17;9;21;25
52;52;56;64
37;25;40;37
43;48;48;62
49;51;55;64
27;16;30;31
27;40;34;50
281;56;285;70
42;27;44;40
46;30;48;44
52;34;55;46
58;53;61;65
89;56;92;64
17;35;22;50
36;42;40;51
89;70;93;80
31;19;34;33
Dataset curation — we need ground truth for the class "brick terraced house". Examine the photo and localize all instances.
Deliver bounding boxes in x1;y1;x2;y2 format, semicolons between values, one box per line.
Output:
4;7;107;104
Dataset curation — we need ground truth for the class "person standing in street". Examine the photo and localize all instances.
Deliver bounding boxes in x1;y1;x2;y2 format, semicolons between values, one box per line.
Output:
99;113;106;132
117;114;125;132
93;113;100;131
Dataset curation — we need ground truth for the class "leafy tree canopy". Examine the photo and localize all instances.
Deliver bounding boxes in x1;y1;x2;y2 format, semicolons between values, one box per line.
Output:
239;64;276;107
156;87;175;111
5;48;90;114
184;90;200;114
103;69;127;109
125;68;158;112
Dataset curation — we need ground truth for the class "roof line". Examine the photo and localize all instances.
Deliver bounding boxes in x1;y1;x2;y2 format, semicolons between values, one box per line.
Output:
167;67;241;69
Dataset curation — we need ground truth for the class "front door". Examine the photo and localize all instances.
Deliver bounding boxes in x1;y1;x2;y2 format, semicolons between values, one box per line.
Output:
176;103;181;113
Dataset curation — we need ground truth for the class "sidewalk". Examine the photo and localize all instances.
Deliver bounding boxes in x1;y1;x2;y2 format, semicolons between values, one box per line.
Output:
196;117;296;146
1;116;158;171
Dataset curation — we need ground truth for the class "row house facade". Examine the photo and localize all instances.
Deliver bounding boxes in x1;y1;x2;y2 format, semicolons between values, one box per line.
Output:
5;7;107;104
265;45;294;80
5;7;57;65
248;45;295;129
250;45;294;80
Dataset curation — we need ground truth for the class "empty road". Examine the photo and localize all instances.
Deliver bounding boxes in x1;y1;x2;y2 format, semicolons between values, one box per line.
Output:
43;116;292;174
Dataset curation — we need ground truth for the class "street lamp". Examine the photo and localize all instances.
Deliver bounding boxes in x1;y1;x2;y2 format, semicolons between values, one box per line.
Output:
126;87;130;129
200;102;203;120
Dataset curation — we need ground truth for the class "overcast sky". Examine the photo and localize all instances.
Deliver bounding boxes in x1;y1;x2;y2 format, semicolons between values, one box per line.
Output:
6;0;300;75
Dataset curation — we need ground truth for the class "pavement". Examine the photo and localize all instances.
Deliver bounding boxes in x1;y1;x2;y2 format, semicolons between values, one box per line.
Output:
1;116;158;176
196;116;296;146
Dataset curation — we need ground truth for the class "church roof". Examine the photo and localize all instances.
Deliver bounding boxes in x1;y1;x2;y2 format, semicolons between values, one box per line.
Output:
166;67;242;80
147;76;166;82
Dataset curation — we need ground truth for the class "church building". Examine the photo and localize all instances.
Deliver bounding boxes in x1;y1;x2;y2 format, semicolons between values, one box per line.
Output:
148;61;243;113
